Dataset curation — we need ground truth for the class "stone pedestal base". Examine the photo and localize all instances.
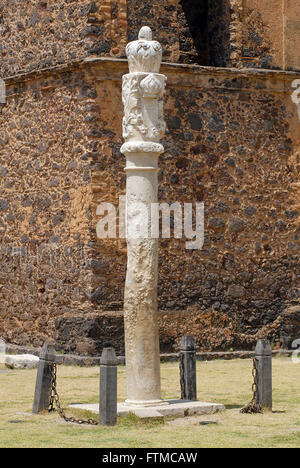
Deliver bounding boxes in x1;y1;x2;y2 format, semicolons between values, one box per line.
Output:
124;399;165;407
69;400;225;419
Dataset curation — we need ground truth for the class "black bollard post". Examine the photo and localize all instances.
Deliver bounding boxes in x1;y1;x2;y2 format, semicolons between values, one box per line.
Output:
32;343;56;414
255;339;272;411
180;336;197;401
100;347;118;426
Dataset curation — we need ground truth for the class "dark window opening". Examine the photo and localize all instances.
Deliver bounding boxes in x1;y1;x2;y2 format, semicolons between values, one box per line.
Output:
127;0;232;68
179;0;231;67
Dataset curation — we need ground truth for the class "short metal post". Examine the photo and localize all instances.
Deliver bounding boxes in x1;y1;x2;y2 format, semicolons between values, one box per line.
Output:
180;336;197;401
32;343;56;414
255;339;272;411
100;347;118;426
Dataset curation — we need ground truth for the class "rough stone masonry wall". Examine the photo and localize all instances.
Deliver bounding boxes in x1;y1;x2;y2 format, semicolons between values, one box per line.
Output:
127;0;232;66
2;60;299;355
208;0;231;67
1;0;300;355
0;0;128;78
126;0;287;70
158;70;300;351
231;0;289;71
239;1;276;70
165;70;299;351
69;62;300;355
0;0;90;77
1;0;298;75
0;67;101;348
129;0;300;72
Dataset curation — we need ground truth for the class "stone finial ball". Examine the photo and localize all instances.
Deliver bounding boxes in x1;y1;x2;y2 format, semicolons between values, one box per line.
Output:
138;26;153;41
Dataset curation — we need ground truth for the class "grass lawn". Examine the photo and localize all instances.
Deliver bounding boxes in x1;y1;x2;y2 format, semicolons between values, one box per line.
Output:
0;357;299;448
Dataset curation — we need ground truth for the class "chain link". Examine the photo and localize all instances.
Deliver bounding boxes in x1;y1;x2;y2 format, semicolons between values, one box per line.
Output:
240;358;263;414
48;362;99;426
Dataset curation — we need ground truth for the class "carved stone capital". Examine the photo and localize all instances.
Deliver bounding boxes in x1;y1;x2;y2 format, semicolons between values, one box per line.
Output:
126;26;163;74
121;72;166;143
122;28;166;150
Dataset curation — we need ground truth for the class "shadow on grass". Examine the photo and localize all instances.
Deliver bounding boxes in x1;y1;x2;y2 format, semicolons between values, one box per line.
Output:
65;409;165;429
224;406;287;414
224;404;243;410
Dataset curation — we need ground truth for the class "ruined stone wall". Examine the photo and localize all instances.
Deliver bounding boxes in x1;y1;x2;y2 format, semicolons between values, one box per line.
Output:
127;0;179;63
0;0;90;77
126;0;300;71
157;67;300;351
284;0;300;71
238;0;283;70
1;60;299;354
0;67;100;349
229;0;300;72
126;0;232;66
208;0;231;67
1;0;300;354
0;62;300;354
2;0;300;74
58;61;300;354
0;0;128;78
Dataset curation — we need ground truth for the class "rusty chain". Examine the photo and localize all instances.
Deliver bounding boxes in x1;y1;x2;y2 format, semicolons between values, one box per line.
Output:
240;358;263;414
48;362;99;426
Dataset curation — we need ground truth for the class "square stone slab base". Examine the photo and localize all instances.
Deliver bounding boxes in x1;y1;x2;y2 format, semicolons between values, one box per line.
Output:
69;400;225;419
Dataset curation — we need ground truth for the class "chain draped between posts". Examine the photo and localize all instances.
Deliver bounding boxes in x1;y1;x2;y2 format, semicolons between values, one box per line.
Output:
48;362;99;426
46;351;264;420
240;358;263;414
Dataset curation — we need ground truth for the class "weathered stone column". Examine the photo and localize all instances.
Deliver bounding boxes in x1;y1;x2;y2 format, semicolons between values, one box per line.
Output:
180;336;197;401
255;339;272;411
121;27;166;406
100;347;118;426
32;343;56;414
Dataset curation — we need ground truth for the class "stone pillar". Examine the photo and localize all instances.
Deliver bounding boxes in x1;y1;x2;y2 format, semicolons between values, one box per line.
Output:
100;347;118;426
180;336;197;401
255;339;272;411
32;343;56;414
121;27;167;406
